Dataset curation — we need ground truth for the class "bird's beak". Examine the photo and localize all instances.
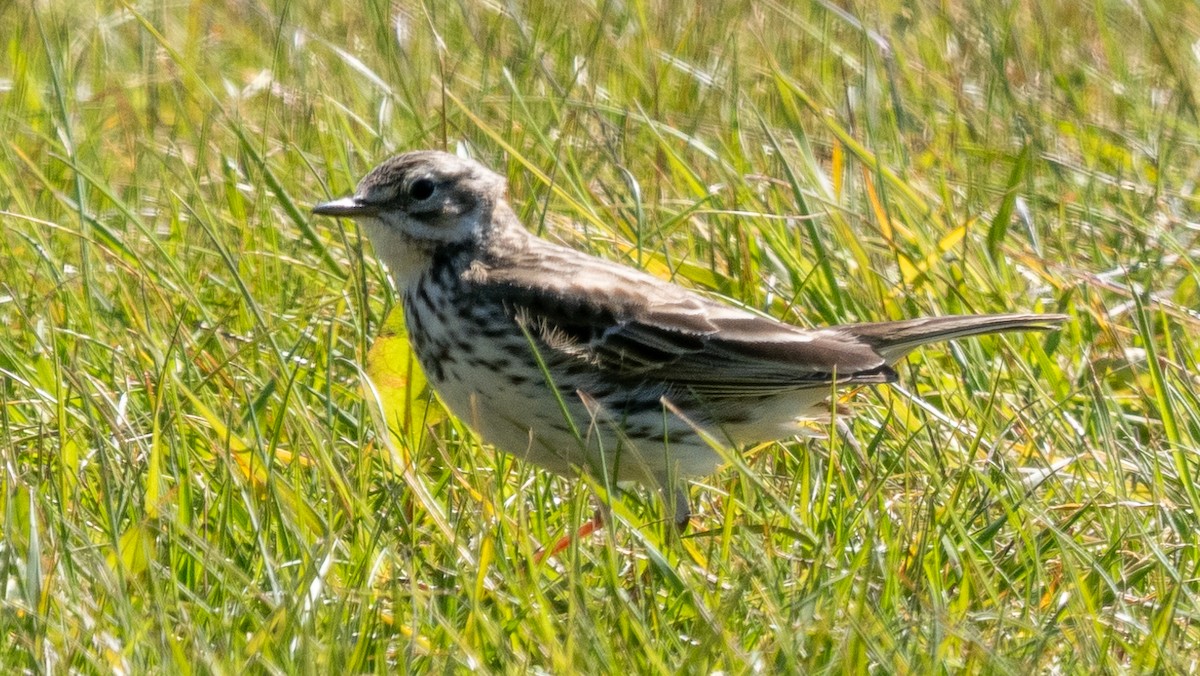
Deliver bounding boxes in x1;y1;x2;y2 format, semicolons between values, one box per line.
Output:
312;196;379;217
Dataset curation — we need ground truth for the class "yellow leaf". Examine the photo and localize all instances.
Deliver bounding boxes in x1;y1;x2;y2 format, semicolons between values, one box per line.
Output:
364;306;445;447
108;523;155;578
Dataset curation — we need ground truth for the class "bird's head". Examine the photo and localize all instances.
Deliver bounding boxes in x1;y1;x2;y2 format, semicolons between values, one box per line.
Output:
314;151;508;288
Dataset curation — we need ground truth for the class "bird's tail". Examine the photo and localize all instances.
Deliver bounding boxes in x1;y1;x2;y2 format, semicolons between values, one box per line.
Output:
843;313;1067;363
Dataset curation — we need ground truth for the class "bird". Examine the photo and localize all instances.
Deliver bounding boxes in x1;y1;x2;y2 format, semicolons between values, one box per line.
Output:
313;150;1065;529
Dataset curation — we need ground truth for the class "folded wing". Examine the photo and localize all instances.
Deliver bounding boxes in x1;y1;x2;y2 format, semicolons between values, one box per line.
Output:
477;245;896;398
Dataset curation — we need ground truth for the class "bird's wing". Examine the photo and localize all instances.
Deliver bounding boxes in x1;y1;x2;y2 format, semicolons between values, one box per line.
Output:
476;246;895;397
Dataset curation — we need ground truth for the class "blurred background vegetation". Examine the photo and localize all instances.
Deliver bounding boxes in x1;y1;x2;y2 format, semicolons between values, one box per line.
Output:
2;0;1199;671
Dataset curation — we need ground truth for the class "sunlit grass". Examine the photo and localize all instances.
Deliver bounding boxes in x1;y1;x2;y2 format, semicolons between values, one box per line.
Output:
2;0;1199;671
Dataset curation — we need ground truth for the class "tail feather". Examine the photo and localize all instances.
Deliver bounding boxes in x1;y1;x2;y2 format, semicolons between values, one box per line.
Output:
842;313;1067;363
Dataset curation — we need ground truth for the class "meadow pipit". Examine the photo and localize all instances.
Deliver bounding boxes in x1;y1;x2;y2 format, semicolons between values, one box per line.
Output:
314;151;1065;526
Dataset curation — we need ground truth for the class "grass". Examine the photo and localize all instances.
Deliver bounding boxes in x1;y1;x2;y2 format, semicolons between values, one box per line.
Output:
2;0;1199;671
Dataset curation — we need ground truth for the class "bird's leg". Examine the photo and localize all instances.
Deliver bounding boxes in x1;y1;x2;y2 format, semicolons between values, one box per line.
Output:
835;417;870;468
535;505;606;563
658;476;691;532
535;480;690;561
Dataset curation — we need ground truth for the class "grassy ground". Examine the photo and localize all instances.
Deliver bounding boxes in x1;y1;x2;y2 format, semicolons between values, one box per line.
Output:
3;0;1199;672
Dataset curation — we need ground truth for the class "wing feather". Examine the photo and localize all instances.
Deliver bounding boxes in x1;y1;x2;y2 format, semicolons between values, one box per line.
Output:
476;243;895;397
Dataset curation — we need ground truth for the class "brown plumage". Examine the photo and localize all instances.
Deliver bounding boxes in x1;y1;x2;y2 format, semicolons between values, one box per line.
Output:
314;150;1066;525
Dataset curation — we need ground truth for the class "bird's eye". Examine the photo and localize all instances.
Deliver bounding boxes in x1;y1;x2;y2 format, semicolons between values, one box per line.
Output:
409;178;435;201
